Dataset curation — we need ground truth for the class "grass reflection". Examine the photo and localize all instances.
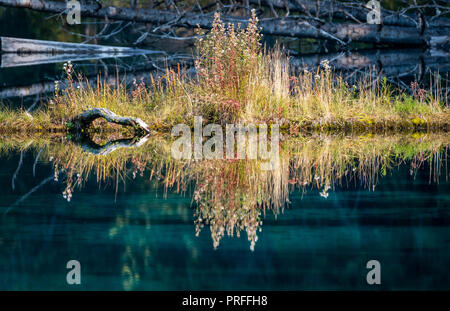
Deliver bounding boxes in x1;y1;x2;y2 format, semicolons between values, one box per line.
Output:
1;131;448;250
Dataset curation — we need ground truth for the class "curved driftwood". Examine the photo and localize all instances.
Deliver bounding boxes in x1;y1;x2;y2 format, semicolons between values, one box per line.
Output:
72;108;150;133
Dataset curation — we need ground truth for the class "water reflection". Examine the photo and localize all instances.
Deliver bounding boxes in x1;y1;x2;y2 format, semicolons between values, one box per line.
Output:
2;131;448;251
0;145;449;290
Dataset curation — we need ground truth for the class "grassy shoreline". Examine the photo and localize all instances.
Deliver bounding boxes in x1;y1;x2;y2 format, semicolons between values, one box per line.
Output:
1;12;449;134
3;131;448;249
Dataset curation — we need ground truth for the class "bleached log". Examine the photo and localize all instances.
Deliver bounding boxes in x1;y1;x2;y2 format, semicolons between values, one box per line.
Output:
0;36;157;54
72;108;150;133
0;37;164;68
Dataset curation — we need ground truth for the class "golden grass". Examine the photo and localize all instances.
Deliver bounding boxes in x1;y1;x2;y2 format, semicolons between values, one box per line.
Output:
0;12;449;134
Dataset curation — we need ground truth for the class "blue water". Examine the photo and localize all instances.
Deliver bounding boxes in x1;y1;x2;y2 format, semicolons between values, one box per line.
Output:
0;150;449;290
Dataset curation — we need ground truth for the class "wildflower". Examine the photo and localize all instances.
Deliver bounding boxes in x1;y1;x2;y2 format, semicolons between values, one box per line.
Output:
64;61;74;83
417;88;427;102
320;59;331;71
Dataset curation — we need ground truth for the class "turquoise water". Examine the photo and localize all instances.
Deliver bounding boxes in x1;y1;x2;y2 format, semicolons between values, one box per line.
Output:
0;150;449;290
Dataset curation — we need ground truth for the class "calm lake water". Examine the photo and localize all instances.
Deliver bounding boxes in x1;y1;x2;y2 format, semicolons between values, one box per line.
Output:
0;149;449;290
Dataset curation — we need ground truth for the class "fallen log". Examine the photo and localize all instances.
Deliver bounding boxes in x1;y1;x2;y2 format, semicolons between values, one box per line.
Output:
1;48;447;101
76;134;151;156
0;36;163;68
290;48;450;73
252;0;450;28
71;108;150;133
0;0;448;46
0;36;157;54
